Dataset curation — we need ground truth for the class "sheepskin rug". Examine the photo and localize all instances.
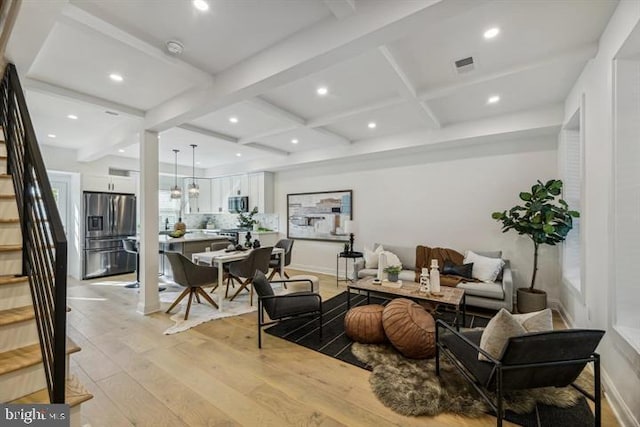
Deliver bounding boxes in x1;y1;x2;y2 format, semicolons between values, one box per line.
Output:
351;343;585;417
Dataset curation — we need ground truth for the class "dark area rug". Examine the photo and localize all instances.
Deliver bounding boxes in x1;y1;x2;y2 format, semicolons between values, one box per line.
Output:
265;291;595;427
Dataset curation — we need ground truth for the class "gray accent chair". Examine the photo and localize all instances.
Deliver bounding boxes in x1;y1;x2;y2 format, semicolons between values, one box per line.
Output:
353;244;514;312
165;252;220;320
252;270;322;348
436;320;604;426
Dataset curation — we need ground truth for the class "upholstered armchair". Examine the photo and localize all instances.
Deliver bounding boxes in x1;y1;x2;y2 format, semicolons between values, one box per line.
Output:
252;270;322;348
435;320;604;426
165;252;219;320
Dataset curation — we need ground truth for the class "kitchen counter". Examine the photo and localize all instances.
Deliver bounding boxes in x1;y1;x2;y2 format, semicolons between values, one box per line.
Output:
158;233;231;244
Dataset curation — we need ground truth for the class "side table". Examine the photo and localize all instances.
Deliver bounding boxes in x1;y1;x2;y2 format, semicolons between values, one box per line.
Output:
336;251;364;287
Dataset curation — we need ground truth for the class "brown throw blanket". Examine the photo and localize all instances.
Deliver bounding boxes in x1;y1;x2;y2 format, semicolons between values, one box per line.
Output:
415;245;479;286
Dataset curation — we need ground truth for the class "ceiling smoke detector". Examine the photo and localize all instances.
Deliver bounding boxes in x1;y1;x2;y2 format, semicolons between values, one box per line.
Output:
166;40;184;55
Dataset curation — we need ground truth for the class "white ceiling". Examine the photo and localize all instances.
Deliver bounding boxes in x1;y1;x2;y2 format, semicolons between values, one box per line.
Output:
5;0;619;170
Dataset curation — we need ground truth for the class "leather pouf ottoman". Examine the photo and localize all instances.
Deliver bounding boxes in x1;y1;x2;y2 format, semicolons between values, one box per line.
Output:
344;304;387;344
382;298;436;359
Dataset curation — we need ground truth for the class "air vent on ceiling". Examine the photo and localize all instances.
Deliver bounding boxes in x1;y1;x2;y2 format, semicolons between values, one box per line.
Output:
105;110;119;116
108;168;130;177
454;56;475;74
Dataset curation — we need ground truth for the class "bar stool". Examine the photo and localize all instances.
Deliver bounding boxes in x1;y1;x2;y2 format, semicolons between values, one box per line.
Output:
122;239;165;291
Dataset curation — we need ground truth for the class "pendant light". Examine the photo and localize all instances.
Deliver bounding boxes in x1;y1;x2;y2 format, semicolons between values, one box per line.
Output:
170;149;182;199
188;144;199;198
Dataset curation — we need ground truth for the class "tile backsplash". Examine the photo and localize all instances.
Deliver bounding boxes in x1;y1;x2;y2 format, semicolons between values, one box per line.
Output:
169;213;279;231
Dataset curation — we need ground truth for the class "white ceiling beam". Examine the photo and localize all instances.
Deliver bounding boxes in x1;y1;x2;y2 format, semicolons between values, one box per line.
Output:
307;97;405;128
378;45;441;128
208;104;564;177
245;97;307;126
420;43;598;101
145;0;488;132
177;124;288;157
323;0;356;20
313;127;351;145
60;4;213;86
177;124;238;143
77;122;139;162
238;125;302;144
244;143;290;157
23;77;145;118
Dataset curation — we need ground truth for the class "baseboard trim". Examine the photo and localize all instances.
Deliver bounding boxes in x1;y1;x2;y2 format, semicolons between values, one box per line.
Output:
289;263;336;277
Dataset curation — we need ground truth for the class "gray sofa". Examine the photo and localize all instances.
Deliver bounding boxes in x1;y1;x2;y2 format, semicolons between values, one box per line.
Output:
352;243;513;312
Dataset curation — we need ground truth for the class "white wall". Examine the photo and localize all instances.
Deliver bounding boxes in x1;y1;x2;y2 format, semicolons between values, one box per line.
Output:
275;136;560;299
561;1;640;425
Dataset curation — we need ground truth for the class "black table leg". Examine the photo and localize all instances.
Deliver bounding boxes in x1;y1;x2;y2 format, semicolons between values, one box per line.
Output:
347;286;351;309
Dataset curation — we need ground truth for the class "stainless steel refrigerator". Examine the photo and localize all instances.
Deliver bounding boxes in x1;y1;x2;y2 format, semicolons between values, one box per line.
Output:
83;191;137;279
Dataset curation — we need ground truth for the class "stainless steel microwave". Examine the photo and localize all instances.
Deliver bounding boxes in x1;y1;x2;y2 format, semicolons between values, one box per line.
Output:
228;196;249;213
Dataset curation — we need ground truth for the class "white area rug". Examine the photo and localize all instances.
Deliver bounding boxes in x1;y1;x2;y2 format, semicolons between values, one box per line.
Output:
161;286;258;335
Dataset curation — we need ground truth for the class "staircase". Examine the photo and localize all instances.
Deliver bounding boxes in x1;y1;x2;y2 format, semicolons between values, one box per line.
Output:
0;65;91;426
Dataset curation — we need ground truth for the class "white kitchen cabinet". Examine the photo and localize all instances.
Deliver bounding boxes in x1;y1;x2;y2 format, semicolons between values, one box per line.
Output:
83;174;136;194
248;172;273;213
184;178;212;213
211;178;223;213
207;172;274;213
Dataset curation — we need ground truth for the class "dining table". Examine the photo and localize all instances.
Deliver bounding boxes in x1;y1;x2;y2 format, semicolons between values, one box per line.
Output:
190;246;285;311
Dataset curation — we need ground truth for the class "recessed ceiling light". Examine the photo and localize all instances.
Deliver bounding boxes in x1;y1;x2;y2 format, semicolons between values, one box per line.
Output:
368;122;377;129
291;138;299;144
316;86;328;96
118;149;125;153
47;134;56;139
236;152;242;157
487;95;500;104
193;0;209;11
229;116;238;124
67;114;78;120
484;27;500;39
196;161;201;165
109;73;123;82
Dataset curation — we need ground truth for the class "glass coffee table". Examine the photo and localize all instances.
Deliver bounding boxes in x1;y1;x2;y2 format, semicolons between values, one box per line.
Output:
347;277;466;330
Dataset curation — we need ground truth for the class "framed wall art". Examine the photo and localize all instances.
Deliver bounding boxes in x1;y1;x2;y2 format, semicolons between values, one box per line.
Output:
287;190;352;242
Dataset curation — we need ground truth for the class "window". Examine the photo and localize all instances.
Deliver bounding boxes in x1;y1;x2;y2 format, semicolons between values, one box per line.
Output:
560;99;583;295
613;58;640;351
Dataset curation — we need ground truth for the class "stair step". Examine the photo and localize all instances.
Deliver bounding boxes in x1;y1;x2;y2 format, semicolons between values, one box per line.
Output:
0;307;38;352
0;338;80;376
0;220;22;245
0;218;19;223
0;275;28;286
10;375;93;407
0;247;21;275
0;305;34;326
0;276;30;312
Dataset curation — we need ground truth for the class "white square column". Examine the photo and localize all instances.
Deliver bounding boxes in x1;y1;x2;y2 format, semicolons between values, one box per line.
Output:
137;130;161;315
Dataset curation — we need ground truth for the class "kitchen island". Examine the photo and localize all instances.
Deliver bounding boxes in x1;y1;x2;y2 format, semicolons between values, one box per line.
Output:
159;233;232;257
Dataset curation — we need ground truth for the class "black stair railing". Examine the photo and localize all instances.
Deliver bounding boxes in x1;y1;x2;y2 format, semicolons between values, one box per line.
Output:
0;63;67;403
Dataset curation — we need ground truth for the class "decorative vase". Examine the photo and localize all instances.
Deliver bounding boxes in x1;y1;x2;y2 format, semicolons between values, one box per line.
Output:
517;288;547;313
388;272;399;282
430;260;440;293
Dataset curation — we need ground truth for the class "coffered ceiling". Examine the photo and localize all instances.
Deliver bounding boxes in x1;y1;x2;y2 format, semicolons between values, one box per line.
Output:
5;0;618;174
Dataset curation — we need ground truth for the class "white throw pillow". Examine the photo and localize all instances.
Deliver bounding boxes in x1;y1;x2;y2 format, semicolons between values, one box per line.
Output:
479;308;553;361
464;250;505;282
364;245;384;269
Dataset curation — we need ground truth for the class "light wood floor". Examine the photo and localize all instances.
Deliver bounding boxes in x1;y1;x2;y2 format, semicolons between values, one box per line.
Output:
66;269;618;427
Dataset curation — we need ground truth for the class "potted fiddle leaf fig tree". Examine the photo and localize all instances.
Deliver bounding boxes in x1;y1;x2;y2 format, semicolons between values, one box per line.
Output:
492;179;579;313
